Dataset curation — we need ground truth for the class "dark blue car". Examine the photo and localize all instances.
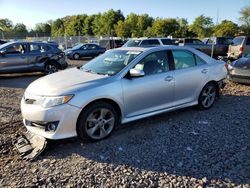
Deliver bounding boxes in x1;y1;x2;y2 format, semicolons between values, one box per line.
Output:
64;43;106;60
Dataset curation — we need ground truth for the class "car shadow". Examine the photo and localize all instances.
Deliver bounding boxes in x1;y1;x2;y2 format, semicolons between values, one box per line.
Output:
0;73;42;89
40;94;250;186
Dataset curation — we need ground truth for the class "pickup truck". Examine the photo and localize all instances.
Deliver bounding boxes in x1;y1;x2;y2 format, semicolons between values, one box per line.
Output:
178;37;233;58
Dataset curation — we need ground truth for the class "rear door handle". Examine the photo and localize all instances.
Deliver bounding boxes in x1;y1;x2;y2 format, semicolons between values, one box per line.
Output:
164;76;174;82
201;69;208;74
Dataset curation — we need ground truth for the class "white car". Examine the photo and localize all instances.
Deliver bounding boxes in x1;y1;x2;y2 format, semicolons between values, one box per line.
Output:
21;46;227;141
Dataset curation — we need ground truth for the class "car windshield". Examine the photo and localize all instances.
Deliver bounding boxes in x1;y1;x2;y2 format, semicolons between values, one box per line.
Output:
123;40;141;47
0;42;12;49
81;50;142;76
72;44;83;50
232;37;244;45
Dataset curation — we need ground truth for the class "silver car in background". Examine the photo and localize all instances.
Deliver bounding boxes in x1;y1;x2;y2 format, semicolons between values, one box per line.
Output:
21;46;227;141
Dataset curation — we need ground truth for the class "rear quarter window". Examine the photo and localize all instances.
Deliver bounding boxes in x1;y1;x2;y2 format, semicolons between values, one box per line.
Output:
232;37;244;45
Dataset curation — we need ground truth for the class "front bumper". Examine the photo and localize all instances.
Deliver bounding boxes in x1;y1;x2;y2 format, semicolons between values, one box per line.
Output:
21;98;82;140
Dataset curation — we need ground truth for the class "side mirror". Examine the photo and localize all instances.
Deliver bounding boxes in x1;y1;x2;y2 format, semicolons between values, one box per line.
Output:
0;50;6;56
129;68;145;77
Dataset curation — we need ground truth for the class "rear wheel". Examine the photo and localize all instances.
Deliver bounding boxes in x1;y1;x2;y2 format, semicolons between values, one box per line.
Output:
73;53;80;60
77;102;118;141
198;83;218;109
44;63;59;74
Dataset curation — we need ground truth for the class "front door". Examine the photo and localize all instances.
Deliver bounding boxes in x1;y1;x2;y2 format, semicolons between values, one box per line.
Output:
0;43;28;73
122;50;175;118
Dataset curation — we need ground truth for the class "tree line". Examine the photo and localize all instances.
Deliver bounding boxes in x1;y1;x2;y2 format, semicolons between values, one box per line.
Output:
0;6;249;39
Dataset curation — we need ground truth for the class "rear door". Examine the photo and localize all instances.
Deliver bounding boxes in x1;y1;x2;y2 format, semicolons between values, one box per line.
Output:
0;43;28;73
27;43;48;71
171;50;209;105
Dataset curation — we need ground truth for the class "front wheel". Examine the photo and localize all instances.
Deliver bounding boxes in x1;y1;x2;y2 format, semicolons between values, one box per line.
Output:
77;102;118;141
73;53;80;60
198;83;218;109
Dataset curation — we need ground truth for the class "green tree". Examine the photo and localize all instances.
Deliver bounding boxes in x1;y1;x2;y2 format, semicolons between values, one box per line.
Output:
51;18;65;37
148;18;179;37
189;15;214;38
239;6;250;35
92;9;124;36
14;23;28;33
35;23;51;36
64;15;87;36
176;18;189;37
0;18;13;31
213;20;239;37
83;15;95;36
115;20;131;38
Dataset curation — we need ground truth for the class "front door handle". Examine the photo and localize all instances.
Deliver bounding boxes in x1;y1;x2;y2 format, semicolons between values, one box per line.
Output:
165;76;173;82
201;69;208;74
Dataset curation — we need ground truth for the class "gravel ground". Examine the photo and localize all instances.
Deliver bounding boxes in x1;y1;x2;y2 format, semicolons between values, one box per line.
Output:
0;61;250;187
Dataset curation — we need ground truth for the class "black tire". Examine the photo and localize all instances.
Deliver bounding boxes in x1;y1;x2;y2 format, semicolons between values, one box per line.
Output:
77;101;118;141
73;53;80;60
198;82;218;109
44;62;59;75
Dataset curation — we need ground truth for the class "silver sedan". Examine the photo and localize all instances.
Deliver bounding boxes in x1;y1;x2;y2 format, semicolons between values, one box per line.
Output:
21;46;227;141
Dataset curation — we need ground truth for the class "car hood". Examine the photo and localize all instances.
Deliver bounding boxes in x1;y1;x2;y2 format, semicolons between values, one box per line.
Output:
26;68;109;96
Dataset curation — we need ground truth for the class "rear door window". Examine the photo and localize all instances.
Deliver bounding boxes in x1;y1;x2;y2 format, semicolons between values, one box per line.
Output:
172;50;196;70
140;39;160;46
29;44;47;53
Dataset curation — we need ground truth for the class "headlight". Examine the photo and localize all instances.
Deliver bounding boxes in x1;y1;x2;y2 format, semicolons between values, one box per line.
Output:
66;51;72;54
24;93;74;108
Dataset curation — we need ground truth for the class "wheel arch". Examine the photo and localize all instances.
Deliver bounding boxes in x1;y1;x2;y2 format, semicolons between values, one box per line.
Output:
203;80;220;97
76;98;122;127
45;59;61;69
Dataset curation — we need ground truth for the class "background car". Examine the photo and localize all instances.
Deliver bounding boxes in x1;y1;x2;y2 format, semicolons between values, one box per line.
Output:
0;40;7;45
123;38;173;47
21;46;227;142
64;43;106;60
0;41;67;74
227;36;250;60
226;54;250;84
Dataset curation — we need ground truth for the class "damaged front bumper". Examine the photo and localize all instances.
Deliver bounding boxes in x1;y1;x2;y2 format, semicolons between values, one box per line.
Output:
14;131;47;161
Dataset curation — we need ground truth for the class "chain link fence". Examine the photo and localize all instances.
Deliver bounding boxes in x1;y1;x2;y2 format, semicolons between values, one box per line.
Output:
1;32;124;50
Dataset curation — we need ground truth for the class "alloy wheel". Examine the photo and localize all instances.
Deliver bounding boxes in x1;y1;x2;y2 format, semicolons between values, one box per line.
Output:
201;85;216;108
85;108;115;140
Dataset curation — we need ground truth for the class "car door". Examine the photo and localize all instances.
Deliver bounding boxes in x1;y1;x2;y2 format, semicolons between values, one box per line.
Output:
87;44;98;57
122;50;175;118
0;43;28;73
27;43;48;71
79;44;88;57
171;50;209;105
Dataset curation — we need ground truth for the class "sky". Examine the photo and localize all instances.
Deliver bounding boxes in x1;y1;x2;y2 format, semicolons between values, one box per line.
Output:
0;0;249;29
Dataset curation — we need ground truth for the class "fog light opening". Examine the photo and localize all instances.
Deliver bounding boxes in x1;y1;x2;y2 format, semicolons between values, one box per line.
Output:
46;122;59;132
